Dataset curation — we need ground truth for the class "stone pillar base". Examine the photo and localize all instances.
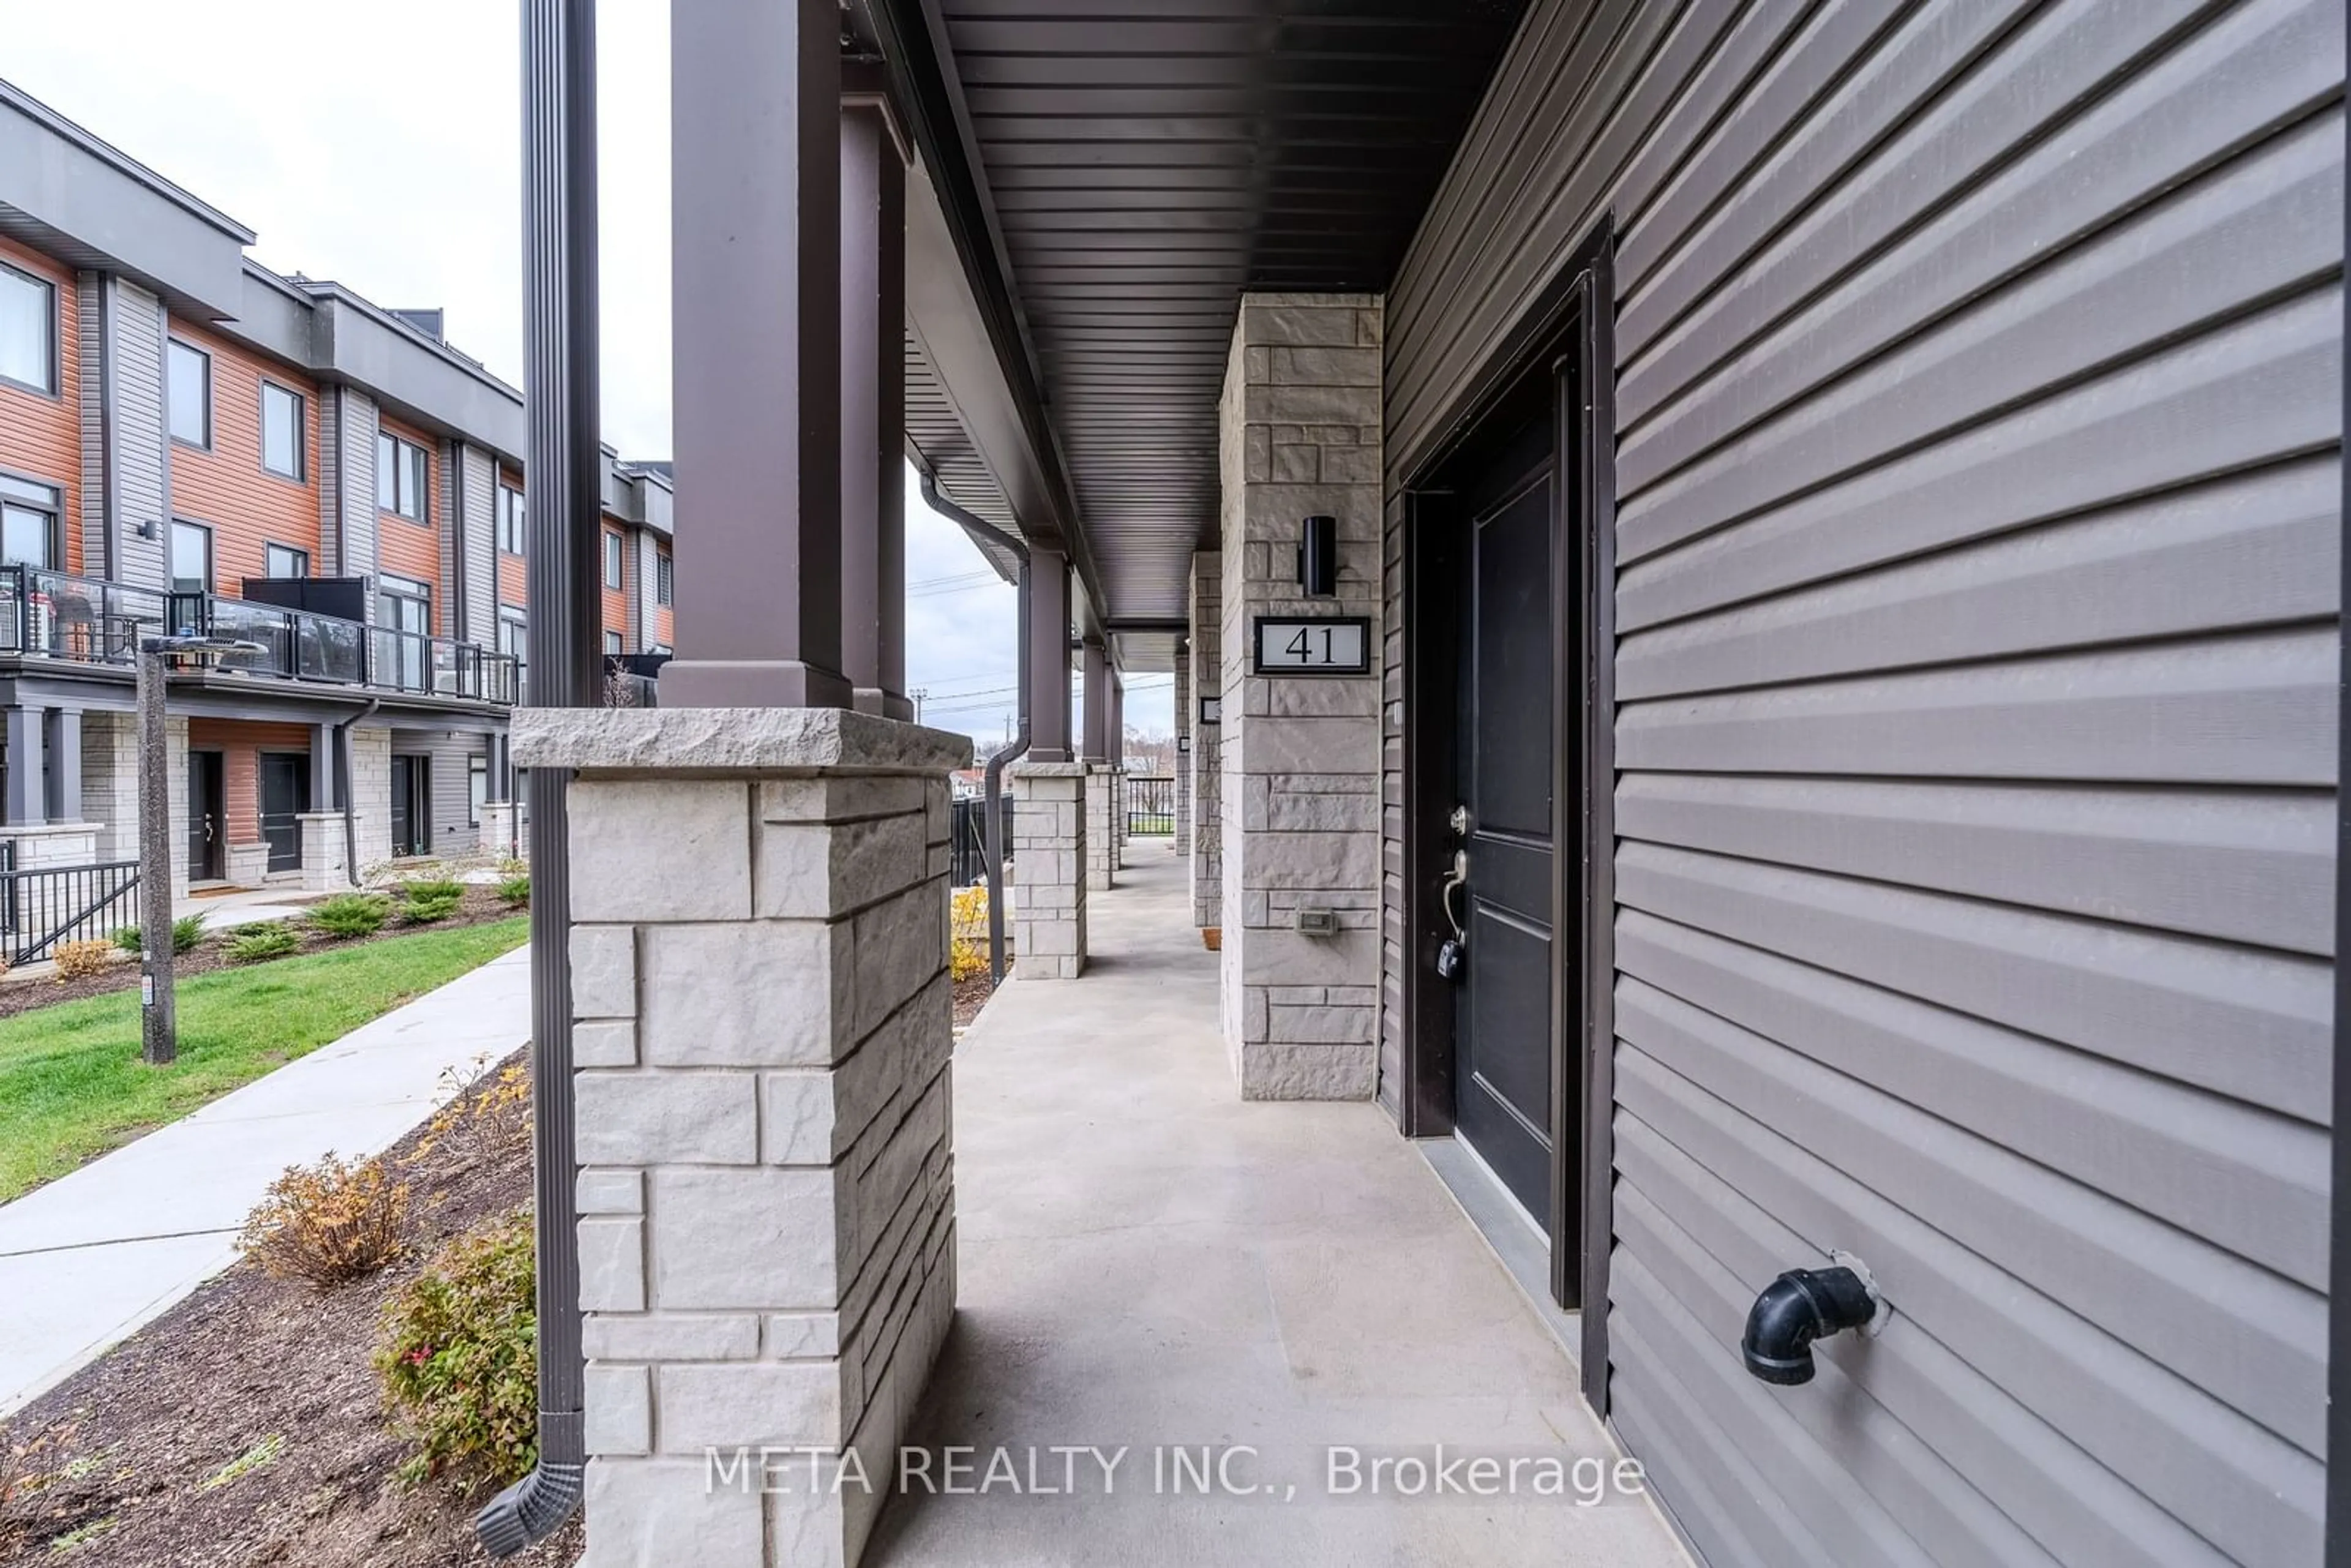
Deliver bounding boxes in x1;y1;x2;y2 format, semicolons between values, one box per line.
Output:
1010;762;1087;978
0;821;103;869
225;842;269;888
1082;765;1117;890
481;800;522;861
513;708;970;1568
296;812;348;891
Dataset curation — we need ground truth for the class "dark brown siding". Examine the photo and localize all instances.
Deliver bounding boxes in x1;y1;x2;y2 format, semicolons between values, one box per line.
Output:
1384;1;2342;1563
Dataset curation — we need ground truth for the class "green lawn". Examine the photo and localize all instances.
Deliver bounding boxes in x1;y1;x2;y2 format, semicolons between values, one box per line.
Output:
0;917;528;1202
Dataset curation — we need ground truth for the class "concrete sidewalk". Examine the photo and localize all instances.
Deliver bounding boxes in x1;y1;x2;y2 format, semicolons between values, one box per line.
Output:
0;944;531;1416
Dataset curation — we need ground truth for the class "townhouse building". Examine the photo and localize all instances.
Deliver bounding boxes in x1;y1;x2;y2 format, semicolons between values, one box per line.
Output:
0;77;658;912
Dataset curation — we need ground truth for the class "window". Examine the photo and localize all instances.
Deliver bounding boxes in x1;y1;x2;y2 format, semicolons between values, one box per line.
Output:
0;263;55;394
375;432;429;520
603;530;624;589
260;383;305;479
497;607;527;662
379;572;431;632
497;484;525;554
655;550;673;605
468;756;488;827
604;629;624;656
168;519;212;595
380;573;432;689
0;474;59;568
264;542;310;579
167;340;211;447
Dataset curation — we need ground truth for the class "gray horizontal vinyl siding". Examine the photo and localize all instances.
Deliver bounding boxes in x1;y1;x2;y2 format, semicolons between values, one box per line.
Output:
397;733;484;857
1384;1;2342;1564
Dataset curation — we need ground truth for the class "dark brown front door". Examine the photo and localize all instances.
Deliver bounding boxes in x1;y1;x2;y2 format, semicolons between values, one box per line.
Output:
1450;392;1561;1228
186;751;224;882
258;752;307;872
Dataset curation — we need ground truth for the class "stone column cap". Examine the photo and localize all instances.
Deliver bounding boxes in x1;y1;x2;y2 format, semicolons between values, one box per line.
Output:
511;707;973;776
1010;760;1090;778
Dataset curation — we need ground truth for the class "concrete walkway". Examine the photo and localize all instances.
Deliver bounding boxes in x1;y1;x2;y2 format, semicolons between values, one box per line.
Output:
869;851;1688;1567
0;945;531;1416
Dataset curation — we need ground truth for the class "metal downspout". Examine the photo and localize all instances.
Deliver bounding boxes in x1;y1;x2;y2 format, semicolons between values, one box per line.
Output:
478;0;599;1552
333;698;383;887
918;470;1027;985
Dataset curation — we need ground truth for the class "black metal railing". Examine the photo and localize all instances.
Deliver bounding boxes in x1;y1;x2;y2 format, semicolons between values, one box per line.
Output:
1124;774;1176;836
0;566;517;705
950;795;1013;888
0;857;140;966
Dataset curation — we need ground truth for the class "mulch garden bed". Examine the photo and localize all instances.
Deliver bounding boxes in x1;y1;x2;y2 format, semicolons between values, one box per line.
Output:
0;888;528;1025
0;1051;581;1568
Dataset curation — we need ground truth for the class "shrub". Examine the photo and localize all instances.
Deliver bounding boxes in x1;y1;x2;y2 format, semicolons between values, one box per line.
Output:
400;879;465;903
411;1057;531;1171
53;940;114;981
227;922;302;964
239;1152;409;1288
948;885;991;982
496;857;528;878
495;874;530;909
400;889;463;926
111;913;209;957
374;1207;538;1492
309;893;391;939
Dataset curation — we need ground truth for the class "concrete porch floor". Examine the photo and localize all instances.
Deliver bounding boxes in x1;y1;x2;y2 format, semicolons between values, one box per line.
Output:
866;849;1688;1567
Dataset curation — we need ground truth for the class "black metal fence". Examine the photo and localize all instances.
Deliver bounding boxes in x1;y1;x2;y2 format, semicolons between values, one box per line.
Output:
1125;774;1176;836
0;857;140;966
950;795;1014;888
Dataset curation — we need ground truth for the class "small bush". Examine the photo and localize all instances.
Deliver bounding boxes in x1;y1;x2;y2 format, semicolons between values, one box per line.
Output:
400;879;465;903
375;1207;538;1492
496;857;528;877
227;922;302;964
53;940;114;981
495;874;530;908
309;893;391;939
400;890;463;926
949;885;991;982
240;1152;409;1288
112;913;209;956
411;1057;531;1171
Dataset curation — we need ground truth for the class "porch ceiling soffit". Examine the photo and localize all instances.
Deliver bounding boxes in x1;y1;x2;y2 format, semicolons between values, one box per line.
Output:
871;0;1528;628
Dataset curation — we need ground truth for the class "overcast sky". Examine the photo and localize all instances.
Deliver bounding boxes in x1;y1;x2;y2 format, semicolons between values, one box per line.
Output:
2;0;1171;747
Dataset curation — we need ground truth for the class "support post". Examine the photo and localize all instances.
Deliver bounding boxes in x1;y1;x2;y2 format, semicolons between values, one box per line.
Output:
136;655;174;1065
659;0;849;710
309;724;336;810
1025;547;1073;760
1081;637;1109;763
3;707;43;826
42;708;80;825
840;83;910;721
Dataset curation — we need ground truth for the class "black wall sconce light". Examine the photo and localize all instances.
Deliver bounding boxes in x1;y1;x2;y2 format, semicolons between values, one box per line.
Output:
1297;514;1337;598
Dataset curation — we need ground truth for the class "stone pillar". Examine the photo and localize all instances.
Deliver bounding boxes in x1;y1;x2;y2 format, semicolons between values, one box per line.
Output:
296;811;348;891
838;83;911;722
1009;761;1087;978
514;707;967;1568
1171;652;1191;858
1082;766;1117;892
1217;294;1384;1100
81;712;140;863
482;801;520;862
1026;549;1074;762
1190;552;1223;936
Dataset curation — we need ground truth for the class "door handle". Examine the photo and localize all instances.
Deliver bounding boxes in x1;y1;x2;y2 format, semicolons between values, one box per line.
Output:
1436;848;1469;983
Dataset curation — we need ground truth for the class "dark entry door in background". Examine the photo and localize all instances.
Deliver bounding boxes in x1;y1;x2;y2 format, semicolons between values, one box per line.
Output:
186;751;224;882
1450;396;1561;1228
258;752;308;872
390;756;430;858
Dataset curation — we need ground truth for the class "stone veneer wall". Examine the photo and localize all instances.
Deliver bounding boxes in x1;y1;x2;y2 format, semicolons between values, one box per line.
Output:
1188;551;1222;931
1010;762;1087;978
81;713;140;863
350;728;393;874
514;707;966;1568
1216;295;1384;1100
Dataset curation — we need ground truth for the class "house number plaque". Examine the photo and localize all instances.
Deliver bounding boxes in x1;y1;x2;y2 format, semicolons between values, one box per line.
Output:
1251;615;1371;676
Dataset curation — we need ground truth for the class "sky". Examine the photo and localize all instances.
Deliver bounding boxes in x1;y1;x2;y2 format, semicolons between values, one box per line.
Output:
1;0;1172;746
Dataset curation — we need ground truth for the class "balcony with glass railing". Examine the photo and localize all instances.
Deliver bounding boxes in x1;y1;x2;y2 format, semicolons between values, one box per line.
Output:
0;566;519;706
